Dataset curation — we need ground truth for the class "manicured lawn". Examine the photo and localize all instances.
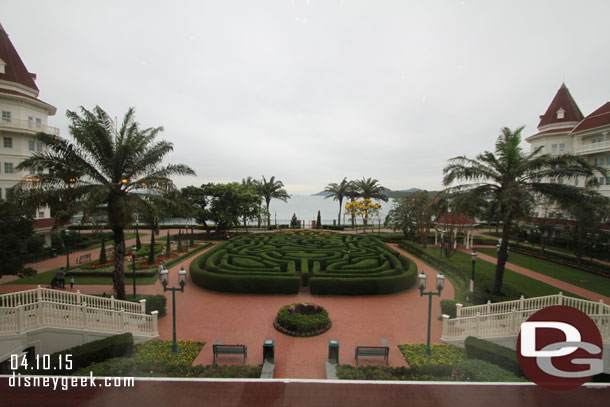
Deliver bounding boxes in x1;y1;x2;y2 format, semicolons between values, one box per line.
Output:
477;248;610;297
419;247;580;299
5;268;159;286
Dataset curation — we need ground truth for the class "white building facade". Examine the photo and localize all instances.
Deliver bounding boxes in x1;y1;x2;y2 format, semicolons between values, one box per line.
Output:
526;83;610;206
0;22;58;244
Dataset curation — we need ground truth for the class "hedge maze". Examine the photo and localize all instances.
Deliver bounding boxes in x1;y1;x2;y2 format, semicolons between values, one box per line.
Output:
190;231;416;295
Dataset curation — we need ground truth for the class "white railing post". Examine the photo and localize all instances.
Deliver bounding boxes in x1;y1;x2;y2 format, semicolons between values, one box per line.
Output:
120;309;125;332
599;300;605;314
151;310;159;334
558;292;563;306
111;296;115;311
36;285;42;302
37;301;43;326
475;312;480;336
17;304;25;333
519;295;524;311
139;299;146;314
441;314;450;339
511;308;518;333
486;301;491;314
456;303;463;318
81;302;87;328
76;290;81;306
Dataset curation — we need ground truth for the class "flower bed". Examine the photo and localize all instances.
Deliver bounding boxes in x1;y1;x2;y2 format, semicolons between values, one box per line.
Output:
273;303;331;337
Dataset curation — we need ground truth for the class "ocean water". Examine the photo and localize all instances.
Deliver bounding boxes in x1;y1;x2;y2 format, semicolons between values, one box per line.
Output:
267;195;391;226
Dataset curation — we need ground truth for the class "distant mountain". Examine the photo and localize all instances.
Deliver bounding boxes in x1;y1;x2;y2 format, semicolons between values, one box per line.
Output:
312;187;423;198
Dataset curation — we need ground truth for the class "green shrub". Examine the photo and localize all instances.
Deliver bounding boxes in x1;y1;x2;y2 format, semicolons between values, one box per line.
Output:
123;294;167;317
464;336;523;376
199;364;262;378
454;359;527;382
301;259;310;287
28;333;134;375
440;299;473;319
73;357;137;377
275;303;331;335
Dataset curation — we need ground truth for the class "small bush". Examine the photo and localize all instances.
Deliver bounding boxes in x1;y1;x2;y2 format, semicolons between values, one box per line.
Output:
275;303;331;336
400;343;465;377
464;336;523;376
453;359;527;382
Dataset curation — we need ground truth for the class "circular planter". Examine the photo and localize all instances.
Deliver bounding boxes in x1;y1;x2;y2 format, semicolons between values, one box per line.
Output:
273;303;332;337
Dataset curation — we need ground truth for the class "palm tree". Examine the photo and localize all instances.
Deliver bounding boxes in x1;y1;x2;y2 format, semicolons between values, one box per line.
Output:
258;176;290;226
442;126;605;296
16;106;195;299
324;177;350;226
356;177;389;202
355;177;388;226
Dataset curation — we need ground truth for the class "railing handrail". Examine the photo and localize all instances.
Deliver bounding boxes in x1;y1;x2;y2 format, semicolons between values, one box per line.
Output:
0;118;60;135
0;300;158;337
0;286;144;314
458;293;609;318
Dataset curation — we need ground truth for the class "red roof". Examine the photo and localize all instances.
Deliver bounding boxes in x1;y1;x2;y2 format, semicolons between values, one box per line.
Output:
435;212;476;225
33;218;54;230
571;102;610;133
537;83;584;129
0;22;39;92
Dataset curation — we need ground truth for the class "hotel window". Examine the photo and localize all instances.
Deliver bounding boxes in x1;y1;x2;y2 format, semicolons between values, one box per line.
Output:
3;137;12;148
28;140;35;151
4;163;13;173
575;178;579;186
606;177;610;185
38;211;45;218
551;144;558;152
558;178;564;184
1;111;10;122
559;143;565;152
36;141;42;152
35;118;41;128
592;136;604;143
556;109;565;119
600;177;606;185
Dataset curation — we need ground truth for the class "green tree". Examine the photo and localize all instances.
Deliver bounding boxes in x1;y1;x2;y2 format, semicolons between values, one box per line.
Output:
323;177;349;226
166;231;171;256
99;239;107;264
16;106;195;299
241;177;262;230
290;213;298;228
0;199;37;279
316;210;322;229
345;180;360;227
356;177;389;202
259;176;290;226
442;126;605;295
386;190;436;246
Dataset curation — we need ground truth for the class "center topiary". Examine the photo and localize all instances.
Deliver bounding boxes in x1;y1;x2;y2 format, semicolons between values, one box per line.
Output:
273;303;331;337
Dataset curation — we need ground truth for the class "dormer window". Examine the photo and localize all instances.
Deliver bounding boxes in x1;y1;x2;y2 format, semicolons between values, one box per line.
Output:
556;108;565;119
0;58;5;74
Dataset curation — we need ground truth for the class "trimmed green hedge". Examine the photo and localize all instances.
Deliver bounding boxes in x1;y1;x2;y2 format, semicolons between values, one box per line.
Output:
454;359;527;382
464;336;523;377
275;303;331;335
27;333;134;375
124;294;167;317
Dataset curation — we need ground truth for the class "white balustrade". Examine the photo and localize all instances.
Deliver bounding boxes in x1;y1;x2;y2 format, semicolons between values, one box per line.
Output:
0;288;158;338
443;293;610;343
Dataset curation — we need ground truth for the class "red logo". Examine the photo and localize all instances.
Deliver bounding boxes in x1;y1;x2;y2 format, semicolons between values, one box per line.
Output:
517;305;603;391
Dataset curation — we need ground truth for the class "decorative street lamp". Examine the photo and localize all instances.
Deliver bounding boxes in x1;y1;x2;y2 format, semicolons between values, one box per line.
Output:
160;266;187;354
470;250;477;295
418;270;445;355
131;246;137;299
439;229;445;260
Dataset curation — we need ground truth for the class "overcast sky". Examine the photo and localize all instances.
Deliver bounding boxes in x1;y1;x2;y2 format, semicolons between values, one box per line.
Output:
4;0;610;194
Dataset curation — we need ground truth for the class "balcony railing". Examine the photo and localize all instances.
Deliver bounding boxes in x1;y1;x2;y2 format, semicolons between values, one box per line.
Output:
0;118;59;136
575;139;610;154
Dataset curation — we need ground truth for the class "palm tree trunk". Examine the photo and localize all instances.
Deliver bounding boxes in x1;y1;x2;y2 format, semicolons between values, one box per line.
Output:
265;199;271;226
492;222;512;296
337;198;342;226
112;227;126;299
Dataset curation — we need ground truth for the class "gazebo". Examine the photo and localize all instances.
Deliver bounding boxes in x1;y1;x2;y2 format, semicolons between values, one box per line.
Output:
433;212;478;249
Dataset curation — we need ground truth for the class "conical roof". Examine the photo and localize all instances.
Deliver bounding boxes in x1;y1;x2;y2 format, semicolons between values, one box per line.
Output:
537;83;583;129
0;22;39;93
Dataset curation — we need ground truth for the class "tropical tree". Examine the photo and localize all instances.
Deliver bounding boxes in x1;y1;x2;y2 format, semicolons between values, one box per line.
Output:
442;126;605;295
345;198;382;231
258;176;290;226
345;180;361;227
324;177;350;226
386;190;436;246
354;178;388;226
15;106;195;299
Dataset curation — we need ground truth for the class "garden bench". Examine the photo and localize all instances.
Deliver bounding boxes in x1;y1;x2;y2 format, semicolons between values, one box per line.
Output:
355;346;389;364
213;344;247;363
75;253;91;264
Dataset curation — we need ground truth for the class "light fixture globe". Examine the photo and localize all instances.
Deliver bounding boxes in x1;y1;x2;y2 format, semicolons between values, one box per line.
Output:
436;273;445;292
160;268;169;285
418;270;427;291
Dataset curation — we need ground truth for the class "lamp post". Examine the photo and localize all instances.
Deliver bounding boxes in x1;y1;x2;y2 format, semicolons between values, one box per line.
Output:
131;246;137;299
470;250;477;295
160;266;187;354
439;229;445;260
61;229;70;270
418;270;445;355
